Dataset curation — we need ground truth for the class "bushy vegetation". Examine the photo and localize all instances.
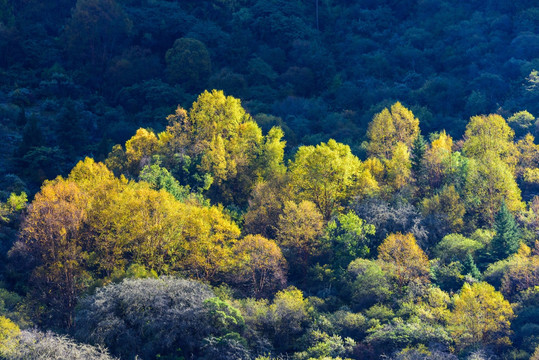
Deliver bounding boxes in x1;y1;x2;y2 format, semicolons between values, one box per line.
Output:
2;0;539;359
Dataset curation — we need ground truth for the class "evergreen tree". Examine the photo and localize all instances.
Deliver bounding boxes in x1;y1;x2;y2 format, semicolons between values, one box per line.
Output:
491;200;521;261
16;107;26;127
18;115;43;156
57;100;85;157
411;133;427;194
411;134;426;174
462;252;481;280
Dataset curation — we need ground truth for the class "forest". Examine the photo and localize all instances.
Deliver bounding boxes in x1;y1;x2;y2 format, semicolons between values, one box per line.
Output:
1;0;539;359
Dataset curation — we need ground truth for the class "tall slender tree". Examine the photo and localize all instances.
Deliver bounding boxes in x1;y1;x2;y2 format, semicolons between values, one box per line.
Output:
491;200;521;261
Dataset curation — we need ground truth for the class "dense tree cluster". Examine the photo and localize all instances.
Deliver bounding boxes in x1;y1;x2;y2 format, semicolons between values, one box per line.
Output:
0;92;538;359
2;0;539;359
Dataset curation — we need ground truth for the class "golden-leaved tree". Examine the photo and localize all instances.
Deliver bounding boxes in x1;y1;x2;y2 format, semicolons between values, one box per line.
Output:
365;103;419;195
231;235;287;298
106;90;286;206
377;232;430;287
450;282;514;349
17;158;242;326
19;177;89;327
288;139;377;220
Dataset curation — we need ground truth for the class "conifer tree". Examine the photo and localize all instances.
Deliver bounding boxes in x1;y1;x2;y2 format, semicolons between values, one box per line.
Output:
411;134;426;178
491;200;521;261
462;252;481;279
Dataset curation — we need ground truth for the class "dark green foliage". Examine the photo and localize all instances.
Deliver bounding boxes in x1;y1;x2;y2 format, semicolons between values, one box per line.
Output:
57;100;86;157
139;162;207;204
491;201;521;261
431;261;465;293
166;38;211;91
411;134;427;188
463;252;481;279
18;115;42;156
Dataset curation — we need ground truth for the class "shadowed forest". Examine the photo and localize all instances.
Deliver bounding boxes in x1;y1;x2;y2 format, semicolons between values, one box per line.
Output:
1;0;539;359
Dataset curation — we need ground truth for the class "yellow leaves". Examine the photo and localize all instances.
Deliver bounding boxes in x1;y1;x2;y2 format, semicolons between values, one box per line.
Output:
231;235;287;297
465;157;524;225
377;233;429;286
22;157;243;300
421;185;465;232
0;316;19;357
125;128;159;173
450;282;514;349
364;103;419;195
289;139;375;219
367;108;396;159
384;142;411;191
189;90;249;144
463;114;518;168
423;131;454;188
179;203;240;280
366;102;419;159
277;200;325;263
390;102;420;148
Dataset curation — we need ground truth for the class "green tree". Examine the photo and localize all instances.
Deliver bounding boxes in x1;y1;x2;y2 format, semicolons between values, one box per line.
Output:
270;287;311;352
0;192;27;223
434;233;483;264
165;38;211;91
465;156;523;226
491;201;521;261
508;110;535;139
411;134;427;194
347;258;393;309
64;0;132;67
324;211;375;269
139;162;203;203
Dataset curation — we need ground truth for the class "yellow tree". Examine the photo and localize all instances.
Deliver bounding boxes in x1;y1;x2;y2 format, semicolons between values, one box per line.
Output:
421;185;466;232
270;287;311;351
516;133;539;184
450;282;514;349
289;139;377;220
366;108;396;159
169;90;285;205
104;128;162;178
231;235;287;298
19;178;89;327
463;114;519;169
423;131;453;189
84;182;186;276
0;316;19;357
277;200;325;271
179;202;241;281
465;156;524;226
244;174;291;239
377;232;430;286
384;142;412;193
366;102;419;159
